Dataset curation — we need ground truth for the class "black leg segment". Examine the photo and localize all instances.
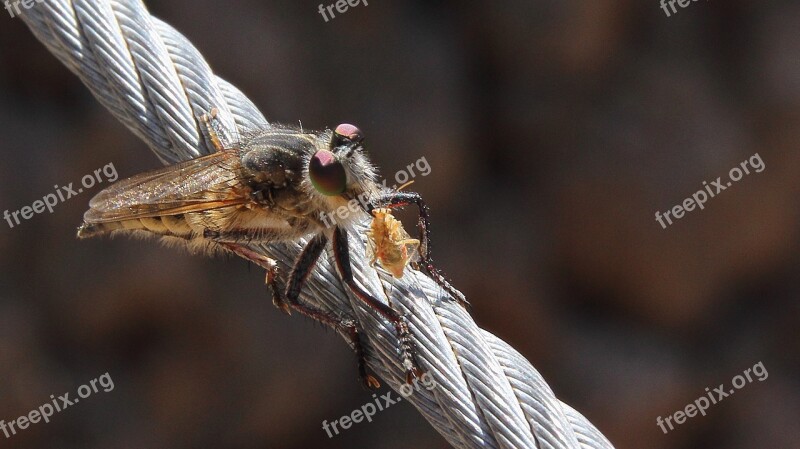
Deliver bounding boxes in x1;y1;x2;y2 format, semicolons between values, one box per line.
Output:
332;226;422;383
221;236;382;389
371;191;469;307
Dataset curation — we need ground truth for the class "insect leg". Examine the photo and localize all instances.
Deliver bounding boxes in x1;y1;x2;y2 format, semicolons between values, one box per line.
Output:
199;107;234;151
371;191;470;307
343;320;380;390
332;226;423;384
217;236;380;389
285;233;381;389
218;242;287;313
203;228;281;244
207;228;319;316
207;229;328;315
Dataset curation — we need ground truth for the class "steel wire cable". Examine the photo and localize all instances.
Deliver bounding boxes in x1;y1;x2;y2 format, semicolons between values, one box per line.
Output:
19;2;616;448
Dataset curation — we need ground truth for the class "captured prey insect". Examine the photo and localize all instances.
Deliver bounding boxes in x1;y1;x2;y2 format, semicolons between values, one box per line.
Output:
366;181;420;279
366;206;420;278
77;111;466;386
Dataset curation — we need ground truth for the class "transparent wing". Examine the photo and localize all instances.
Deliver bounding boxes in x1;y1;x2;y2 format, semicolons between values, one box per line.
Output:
83;150;251;223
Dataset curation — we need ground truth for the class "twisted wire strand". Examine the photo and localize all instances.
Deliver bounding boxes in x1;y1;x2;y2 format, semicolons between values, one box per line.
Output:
19;2;615;448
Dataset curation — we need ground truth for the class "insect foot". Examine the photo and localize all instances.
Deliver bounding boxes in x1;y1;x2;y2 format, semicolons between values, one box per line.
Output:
266;265;291;315
395;318;424;384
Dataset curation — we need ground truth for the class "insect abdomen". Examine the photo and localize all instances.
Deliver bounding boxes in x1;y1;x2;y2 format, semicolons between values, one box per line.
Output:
77;215;194;239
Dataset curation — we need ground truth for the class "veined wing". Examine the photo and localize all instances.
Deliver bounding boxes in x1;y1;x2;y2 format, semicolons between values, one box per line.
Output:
83;150;251;223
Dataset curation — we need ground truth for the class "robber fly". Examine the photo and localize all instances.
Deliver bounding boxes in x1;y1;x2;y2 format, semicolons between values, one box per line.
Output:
77;111;466;386
366;208;420;278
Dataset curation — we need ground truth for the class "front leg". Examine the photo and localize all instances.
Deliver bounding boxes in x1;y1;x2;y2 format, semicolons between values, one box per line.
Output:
370;191;469;307
212;231;380;388
206;229;339;321
332;226;423;384
284;232;381;389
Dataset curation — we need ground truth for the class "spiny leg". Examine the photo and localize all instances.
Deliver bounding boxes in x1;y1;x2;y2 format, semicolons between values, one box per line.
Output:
371;191;469;307
204;228;283;247
216;233;380;388
209;229;289;312
332;226;423;384
285;233;381;389
218;242;287;313
209;227;322;314
199;107;234;151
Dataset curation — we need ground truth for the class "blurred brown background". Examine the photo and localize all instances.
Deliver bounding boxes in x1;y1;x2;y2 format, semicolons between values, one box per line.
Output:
1;0;799;448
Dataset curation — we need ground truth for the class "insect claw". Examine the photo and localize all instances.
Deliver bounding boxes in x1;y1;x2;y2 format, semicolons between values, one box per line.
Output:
264;265;291;315
405;367;424;385
270;286;292;314
364;374;381;390
273;297;292;315
269;283;291;315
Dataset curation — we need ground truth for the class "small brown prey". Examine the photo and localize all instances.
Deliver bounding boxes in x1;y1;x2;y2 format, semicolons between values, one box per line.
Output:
366;207;420;278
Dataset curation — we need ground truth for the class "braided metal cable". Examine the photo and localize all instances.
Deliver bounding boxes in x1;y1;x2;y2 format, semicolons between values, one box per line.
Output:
19;2;615;448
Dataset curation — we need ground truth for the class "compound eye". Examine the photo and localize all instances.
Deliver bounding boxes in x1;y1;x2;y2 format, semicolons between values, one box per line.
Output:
309;150;347;195
333;123;364;143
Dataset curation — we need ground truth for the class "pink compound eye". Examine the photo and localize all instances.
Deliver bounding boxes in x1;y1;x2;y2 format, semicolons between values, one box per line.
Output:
309;150;347;196
333;123;364;142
